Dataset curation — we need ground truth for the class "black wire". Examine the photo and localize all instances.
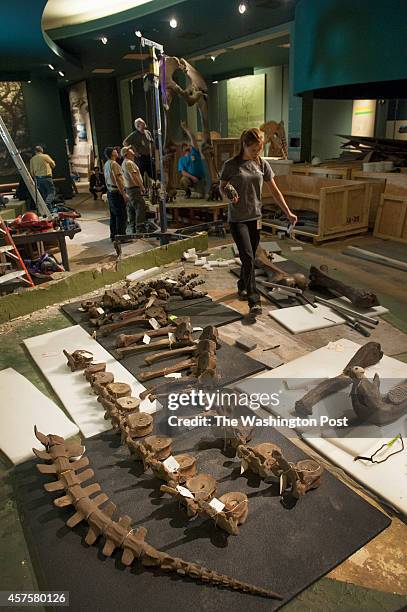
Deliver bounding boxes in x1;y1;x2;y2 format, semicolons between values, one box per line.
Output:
354;434;404;464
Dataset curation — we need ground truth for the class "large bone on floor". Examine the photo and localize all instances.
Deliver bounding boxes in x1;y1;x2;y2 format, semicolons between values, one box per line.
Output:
295;341;383;416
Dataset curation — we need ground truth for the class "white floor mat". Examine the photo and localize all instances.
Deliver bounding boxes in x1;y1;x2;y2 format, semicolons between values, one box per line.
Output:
235;339;407;514
0;368;79;465
24;325;158;439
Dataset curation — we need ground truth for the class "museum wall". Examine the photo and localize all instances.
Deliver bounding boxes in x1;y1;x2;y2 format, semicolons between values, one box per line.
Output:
311;99;353;160
87;77;122;163
8;79;71;195
293;0;406;95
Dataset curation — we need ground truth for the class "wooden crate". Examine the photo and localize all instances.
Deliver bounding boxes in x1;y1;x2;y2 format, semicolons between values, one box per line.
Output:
290;161;362;180
350;172;407;228
212;138;240;171
289;165;349;179
374;179;407;244
262;175;371;243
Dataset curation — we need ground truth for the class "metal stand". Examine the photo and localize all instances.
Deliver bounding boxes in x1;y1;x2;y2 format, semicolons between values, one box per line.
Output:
114;36;226;255
0;114;50;217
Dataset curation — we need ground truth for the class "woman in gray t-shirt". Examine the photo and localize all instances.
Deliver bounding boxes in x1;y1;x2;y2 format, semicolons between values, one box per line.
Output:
220;127;297;315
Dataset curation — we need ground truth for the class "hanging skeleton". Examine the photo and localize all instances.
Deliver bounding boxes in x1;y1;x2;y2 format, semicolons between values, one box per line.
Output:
260;120;288;159
160;56;221;201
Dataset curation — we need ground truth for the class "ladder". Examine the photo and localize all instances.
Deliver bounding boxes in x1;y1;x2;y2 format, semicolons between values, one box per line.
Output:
0;214;34;287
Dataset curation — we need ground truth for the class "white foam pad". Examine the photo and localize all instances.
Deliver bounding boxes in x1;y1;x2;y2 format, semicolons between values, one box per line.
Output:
24;325;158;439
0;368;79;465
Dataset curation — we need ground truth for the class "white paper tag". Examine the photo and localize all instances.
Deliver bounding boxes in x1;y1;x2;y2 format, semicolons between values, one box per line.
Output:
168;332;176;346
240;459;248;474
166;278;177;284
176;485;194;499
192;326;203;332
143;334;151;344
163;455;180;473
279;474;285;495
122;294;131;301
149;317;160;330
209;498;225;513
78;307;86;312
96;307;104;315
165;372;182;379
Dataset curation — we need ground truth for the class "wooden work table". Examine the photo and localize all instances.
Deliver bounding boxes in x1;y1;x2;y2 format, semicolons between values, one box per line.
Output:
12;224;81;271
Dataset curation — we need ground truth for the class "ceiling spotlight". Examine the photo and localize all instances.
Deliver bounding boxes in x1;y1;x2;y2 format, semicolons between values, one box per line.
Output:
212;80;219;84
101;36;108;44
58;70;65;77
169;18;178;28
238;2;247;14
135;30;142;38
27;80;31;84
48;64;55;70
210;55;216;61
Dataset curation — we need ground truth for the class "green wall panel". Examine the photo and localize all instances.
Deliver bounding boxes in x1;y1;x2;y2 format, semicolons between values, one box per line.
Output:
294;0;407;95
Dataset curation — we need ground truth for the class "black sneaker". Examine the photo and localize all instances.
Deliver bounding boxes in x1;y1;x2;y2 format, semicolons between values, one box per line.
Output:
249;304;262;316
238;289;247;299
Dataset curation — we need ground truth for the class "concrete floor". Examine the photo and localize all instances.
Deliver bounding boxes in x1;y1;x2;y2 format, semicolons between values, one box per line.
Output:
1;200;407;610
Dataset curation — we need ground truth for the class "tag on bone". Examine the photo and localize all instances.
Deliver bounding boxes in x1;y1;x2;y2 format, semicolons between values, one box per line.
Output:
96;307;105;315
209;497;225;513
193;327;203;332
176;485;194;499
240;459;248;474
166;278;177;284
168;332;176;346
163;455;180;473
149;317;160;330
279;474;285;495
165;372;182;378
78;307;86;312
122;294;131;301
143;334;151;344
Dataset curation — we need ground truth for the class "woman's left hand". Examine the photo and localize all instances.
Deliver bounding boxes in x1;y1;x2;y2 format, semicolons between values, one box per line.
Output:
287;211;298;226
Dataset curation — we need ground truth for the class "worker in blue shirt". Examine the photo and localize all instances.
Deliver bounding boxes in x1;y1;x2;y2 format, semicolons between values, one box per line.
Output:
178;122;206;198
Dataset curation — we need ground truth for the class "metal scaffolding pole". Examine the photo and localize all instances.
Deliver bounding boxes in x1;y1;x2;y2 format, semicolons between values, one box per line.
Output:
0;114;50;217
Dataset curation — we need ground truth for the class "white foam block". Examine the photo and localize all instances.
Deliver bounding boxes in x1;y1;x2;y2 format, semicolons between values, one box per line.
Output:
268;303;345;333
0;368;79;465
24;325;158;438
235;338;407;514
126;267;159;282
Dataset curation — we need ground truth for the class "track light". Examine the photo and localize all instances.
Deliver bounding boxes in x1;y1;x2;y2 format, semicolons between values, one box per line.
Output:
101;36;108;45
48;64;55;70
169;17;178;28
58;70;65;77
212;80;219;84
135;30;142;38
210;55;216;61
238;2;247;14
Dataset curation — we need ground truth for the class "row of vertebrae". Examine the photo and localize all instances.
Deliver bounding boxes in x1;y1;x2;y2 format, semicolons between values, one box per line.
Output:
32;428;281;599
236;442;323;499
79;357;248;536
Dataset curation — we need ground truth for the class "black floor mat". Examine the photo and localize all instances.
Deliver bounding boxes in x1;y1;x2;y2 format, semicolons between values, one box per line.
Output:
62;296;242;332
15;416;390;612
61;299;263;387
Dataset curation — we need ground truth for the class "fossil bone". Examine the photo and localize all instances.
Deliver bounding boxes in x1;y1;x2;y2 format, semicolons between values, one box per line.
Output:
33;430;280;599
295;342;383;416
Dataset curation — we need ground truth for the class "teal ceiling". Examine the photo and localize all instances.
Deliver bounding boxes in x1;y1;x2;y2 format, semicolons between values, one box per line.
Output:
0;0;296;81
